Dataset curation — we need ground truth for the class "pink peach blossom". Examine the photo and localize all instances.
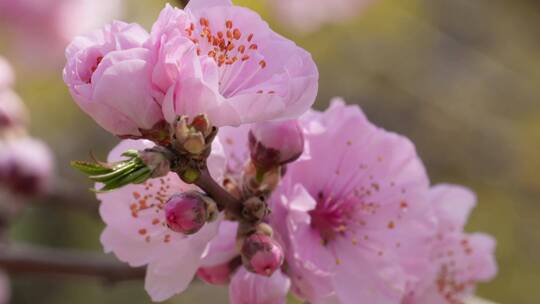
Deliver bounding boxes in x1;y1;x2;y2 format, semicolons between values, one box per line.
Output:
402;185;497;304
0;137;54;196
269;99;435;303
150;0;318;127
98;139;226;302
200;220;239;268
270;0;375;33
196;262;233;285
63;21;165;137
229;268;291;304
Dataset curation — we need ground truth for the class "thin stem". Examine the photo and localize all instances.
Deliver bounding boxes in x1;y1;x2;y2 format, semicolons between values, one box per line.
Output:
194;168;243;217
0;243;144;282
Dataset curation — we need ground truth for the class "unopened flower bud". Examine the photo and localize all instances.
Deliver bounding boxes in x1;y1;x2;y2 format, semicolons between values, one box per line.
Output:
255;223;274;237
165;191;215;235
183;132;206;155
241;233;284;277
249;120;304;171
197;263;233;285
0;137;54;196
190;114;212;138
172;115;214;155
139;148;171;178
242;196;269;223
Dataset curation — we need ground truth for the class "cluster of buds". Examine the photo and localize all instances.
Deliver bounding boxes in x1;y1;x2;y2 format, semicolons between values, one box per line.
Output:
171;114;217;183
164;191;218;235
0;56;54;198
226;121;303;277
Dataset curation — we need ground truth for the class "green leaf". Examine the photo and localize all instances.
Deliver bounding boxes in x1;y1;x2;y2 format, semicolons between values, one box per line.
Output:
70;161;112;175
97;167;151;192
121;150;139;158
89;160;139;182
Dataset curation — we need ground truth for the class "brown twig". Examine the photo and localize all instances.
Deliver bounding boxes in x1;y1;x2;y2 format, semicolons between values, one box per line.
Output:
194;167;243;217
176;0;190;8
0;243;144;282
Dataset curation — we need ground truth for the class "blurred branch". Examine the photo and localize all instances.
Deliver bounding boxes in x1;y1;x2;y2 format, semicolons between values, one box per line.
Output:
0;243;144;282
37;183;98;215
176;0;190;8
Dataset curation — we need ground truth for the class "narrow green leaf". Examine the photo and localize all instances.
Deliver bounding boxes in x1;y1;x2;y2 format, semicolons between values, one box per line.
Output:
121;150;139;158
71;161;112;175
98;167;151;192
89;161;138;182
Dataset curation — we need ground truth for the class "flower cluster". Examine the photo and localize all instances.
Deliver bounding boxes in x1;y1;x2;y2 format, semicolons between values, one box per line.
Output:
0;56;55;304
0;56;54;198
64;0;497;303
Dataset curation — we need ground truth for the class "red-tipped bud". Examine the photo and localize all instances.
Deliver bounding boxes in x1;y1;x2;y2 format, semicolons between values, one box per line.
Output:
197;263;233;285
248;120;304;171
241;233;284;277
165;191;215;235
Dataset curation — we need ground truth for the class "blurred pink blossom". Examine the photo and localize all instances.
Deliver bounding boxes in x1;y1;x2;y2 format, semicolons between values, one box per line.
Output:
0;271;9;304
402;185;497;304
269;99;435;303
270;0;375;33
0;0;123;67
0;56;14;90
0;137;54;196
97;139;226;302
63;22;165;137
0;89;28;130
151;0;318;127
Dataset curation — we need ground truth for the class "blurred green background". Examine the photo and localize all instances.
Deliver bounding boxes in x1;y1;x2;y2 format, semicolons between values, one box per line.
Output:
2;0;539;303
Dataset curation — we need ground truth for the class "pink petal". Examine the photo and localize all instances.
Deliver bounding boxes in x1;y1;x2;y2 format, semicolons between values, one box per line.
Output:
229;268;290;304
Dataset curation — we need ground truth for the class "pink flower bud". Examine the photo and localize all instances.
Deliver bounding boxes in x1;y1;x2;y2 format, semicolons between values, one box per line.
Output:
249;120;304;170
197;263;233;285
165;191;211;235
241;233;284;277
0;137;54;196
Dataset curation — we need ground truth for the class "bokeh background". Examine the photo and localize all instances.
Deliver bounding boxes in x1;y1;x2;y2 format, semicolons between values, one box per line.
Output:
1;0;539;303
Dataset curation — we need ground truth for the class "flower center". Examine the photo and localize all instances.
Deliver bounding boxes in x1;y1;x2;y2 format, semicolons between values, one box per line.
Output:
309;192;351;245
185;18;271;97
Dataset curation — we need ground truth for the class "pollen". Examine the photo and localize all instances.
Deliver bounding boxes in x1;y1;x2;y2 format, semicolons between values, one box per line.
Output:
187;18;267;74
